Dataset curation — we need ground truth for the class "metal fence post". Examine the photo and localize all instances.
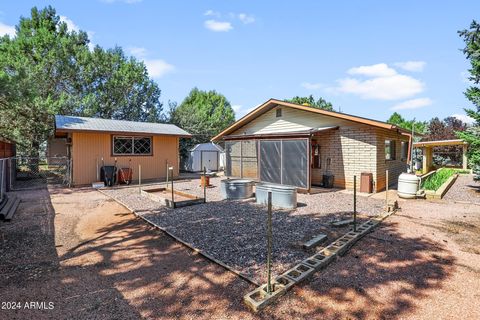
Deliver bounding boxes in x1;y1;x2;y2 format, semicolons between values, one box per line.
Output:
266;191;273;294
385;169;389;211
353;175;357;232
203;166;206;203
170;167;175;208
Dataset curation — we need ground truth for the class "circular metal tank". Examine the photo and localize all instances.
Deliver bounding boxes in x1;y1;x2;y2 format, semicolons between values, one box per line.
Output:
255;183;297;209
397;173;420;199
220;179;254;200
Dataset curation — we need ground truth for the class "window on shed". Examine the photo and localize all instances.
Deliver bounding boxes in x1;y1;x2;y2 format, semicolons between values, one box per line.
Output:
276;108;282;117
385;140;396;160
113;136;152;155
401;141;408;161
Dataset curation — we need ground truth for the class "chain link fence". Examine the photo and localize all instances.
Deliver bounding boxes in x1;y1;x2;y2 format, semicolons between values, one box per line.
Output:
9;156;71;190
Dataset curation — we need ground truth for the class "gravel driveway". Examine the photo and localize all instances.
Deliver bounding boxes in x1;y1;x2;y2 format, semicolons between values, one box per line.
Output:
444;174;480;204
102;177;385;283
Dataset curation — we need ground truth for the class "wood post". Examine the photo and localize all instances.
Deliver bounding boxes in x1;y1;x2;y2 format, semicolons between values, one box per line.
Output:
138;164;142;194
463;144;468;170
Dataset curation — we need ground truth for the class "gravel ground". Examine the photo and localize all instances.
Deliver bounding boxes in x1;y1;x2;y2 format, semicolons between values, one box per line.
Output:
102;177;385;283
443;174;480;204
2;183;480;319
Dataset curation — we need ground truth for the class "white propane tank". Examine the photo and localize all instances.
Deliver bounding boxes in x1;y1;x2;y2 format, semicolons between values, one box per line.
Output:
397;173;420;199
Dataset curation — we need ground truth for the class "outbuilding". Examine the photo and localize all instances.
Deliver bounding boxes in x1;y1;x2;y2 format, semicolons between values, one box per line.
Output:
212;99;411;193
53;115;191;186
183;142;224;172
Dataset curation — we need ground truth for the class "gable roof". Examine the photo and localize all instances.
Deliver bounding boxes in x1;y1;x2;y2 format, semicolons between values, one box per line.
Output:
212;99;411;141
55;115;191;137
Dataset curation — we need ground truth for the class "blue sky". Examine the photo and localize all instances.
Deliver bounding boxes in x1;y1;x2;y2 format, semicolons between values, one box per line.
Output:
0;1;478;123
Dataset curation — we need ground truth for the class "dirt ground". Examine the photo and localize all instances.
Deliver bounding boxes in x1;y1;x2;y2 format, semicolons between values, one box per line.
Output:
0;184;479;319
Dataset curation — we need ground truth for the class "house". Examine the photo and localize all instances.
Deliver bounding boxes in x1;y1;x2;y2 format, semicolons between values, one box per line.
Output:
53;115;191;186
183;142;225;172
212;99;411;192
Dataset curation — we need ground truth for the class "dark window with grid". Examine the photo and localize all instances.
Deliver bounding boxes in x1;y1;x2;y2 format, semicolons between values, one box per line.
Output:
113;136;152;155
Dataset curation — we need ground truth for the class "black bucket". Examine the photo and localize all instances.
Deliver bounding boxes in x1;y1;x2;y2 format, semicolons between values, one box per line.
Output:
322;174;335;188
101;166;117;187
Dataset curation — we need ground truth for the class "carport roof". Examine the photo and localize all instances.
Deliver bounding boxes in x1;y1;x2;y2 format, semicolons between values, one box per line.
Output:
55;115;191;137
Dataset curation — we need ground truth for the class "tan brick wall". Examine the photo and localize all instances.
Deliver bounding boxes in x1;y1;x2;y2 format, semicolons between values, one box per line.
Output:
375;128;409;191
312;125;377;190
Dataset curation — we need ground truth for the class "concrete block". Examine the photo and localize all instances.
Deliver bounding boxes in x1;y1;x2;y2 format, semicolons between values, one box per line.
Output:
283;263;315;283
243;282;288;312
302;233;327;250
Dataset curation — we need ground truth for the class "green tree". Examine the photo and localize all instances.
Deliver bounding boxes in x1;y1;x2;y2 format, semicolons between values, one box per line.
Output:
285;95;334;111
169;88;235;159
386;112;427;134
458;20;480;175
0;6;163;158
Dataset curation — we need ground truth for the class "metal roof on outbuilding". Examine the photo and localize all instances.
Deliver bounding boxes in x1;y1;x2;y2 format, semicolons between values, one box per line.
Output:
55;115;191;137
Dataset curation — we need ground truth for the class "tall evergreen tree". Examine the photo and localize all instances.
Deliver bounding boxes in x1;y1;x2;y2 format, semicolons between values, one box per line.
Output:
458;20;480;174
0;6;164;157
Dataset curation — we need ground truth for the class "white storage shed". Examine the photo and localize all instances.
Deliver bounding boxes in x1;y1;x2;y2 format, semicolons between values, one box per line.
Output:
184;142;224;172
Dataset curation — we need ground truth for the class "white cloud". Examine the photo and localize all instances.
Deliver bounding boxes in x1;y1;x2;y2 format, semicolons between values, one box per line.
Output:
60;15;79;32
337;75;424;100
394;61;426;72
128;46;148;58
391;98;432;110
0;22;15;37
348;63;397;77
204;10;220;17
452;113;475;124
60;15;95;50
144;59;175;78
301;82;324;90
333;63;425;100
204;19;233;32
128;47;174;78
232;105;242;113
238;13;255;24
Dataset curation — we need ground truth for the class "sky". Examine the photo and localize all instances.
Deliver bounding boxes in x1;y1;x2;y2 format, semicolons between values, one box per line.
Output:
0;0;478;123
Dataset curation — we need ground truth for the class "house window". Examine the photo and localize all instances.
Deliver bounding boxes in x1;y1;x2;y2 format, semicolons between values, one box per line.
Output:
276;108;282;117
113;136;152;155
311;143;321;169
385;140;396;160
401;141;408;161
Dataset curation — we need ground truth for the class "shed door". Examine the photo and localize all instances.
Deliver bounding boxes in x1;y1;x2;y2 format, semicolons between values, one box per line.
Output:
201;151;218;171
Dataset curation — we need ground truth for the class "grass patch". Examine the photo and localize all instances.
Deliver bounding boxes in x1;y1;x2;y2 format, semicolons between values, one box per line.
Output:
421;168;456;191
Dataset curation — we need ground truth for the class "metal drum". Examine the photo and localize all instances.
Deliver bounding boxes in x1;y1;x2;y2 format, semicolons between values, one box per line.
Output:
255;183;297;209
220;179;254;200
